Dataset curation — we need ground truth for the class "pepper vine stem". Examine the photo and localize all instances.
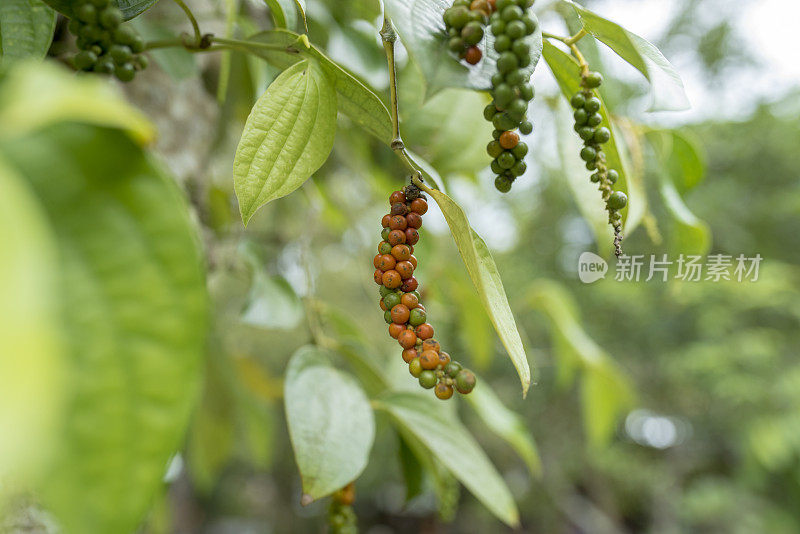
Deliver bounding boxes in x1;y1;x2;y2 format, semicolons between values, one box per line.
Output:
172;0;202;45
380;16;425;183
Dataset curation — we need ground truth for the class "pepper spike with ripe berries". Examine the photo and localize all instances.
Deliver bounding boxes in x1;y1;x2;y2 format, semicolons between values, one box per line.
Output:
373;183;476;398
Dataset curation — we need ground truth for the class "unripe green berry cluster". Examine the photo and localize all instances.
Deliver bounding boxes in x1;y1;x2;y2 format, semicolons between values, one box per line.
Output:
67;0;147;82
328;484;357;534
373;185;476;399
570;70;626;254
483;0;537;192
442;0;493;65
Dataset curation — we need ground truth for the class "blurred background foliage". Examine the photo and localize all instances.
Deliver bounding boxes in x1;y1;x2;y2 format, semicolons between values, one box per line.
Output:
2;0;800;532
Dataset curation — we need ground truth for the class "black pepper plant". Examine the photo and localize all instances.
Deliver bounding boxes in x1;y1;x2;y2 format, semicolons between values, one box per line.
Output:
0;0;690;532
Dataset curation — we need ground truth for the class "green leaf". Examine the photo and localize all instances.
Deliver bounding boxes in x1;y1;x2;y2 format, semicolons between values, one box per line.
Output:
542;40;644;234
264;0;298;29
465;378;541;477
646;130;711;255
0;155;64;483
386;0;542;96
234;60;337;224
247;29;393;144
0;0;56;63
565;0;689;112
284;346;375;502
1;123;208;533
528;280;634;447
425;187;530;395
0;62;155;144
41;0;158;20
397;433;424;502
376;392;519;527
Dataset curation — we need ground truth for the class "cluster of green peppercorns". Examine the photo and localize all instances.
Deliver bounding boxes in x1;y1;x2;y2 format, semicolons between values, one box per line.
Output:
483;0;537;192
67;0;147;82
569;69;627;254
328;483;357;534
442;0;494;65
374;185;477;399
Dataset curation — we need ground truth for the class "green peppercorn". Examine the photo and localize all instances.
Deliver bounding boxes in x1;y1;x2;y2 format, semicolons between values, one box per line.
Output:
491;19;506;35
492;113;516;131
93;57;115;73
73;50;98;70
510;161;527;176
494;175;512;193
445;361;462;378
109;44;132;64
449;37;466;53
379;285;392;298
487;140;504;158
584;97;601;113
505;20;526;39
409;307;426;327
455;369;476;393
519;121;533;135
511;39;530;59
384;292;401;310
409;358;423;378
607;191;628;209
507;98;528;120
590;172;601;183
585;71;603;88
76;3;97;23
573;108;588;125
607;169;619;183
496;51;518;73
381;227;390;240
493;34;511;53
483;103;497;121
497;151;515;169
504;69;526;86
418;370;437;389
462;21;484;46
570;92;585;108
384;311;392;324
580;146;597;162
587;113;603;127
490;159;503;174
578;126;595;141
593;127;611;144
512;142;528;159
493;83;513;108
518;83;534;101
492;129;502;140
99;6;122;29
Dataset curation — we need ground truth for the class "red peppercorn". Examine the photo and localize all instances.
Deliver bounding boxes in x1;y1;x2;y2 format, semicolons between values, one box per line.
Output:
401;277;418;292
373;270;384;285
396;261;414;279
410;198;428;215
390;202;408;216
465;46;482;65
405;227;419;245
406;212;423;229
381;214;392;228
389;191;406;204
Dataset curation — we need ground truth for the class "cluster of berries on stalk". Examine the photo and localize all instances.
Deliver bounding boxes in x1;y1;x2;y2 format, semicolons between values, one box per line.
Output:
327;483;357;534
373;185;477;399
442;0;493;65
569;70;627;254
68;0;147;81
483;0;537;192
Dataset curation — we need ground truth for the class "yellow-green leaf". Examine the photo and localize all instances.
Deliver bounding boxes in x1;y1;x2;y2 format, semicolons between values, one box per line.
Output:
0;0;56;64
425;187;530;395
234;60;337;223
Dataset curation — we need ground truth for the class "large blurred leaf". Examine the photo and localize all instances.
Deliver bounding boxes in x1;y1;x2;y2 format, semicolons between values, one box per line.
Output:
565;0;689;111
647;129;711;255
0;62;154;143
234;60;337;223
1;123;208;533
247;29;393;144
426;187;530;395
465;377;541;476
264;0;298;29
0;155;63;483
376;392;519;526
528;280;634;447
41;0;158;20
284;346;375;502
542;40;644;234
0;0;56;63
385;0;542;96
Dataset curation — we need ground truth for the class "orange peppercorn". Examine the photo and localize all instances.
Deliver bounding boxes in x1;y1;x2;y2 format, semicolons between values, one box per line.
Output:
422;339;440;353
419;350;439;370
499;131;520;149
437;351;451;367
389;191;405;204
401;292;419;309
388;323;404;338
381;214;391;228
401;277;418;292
382;270;402;289
435;382;454;400
408;255;418;269
373;270;384;285
405;227;419;245
402;348;418;363
415;323;434;340
391;244;411;261
406;212;423;229
377;254;396;271
391;304;410;324
398;329;417;349
388;229;406;246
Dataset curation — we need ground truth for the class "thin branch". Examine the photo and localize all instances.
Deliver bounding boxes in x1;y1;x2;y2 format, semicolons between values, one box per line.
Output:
172;0;202;45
